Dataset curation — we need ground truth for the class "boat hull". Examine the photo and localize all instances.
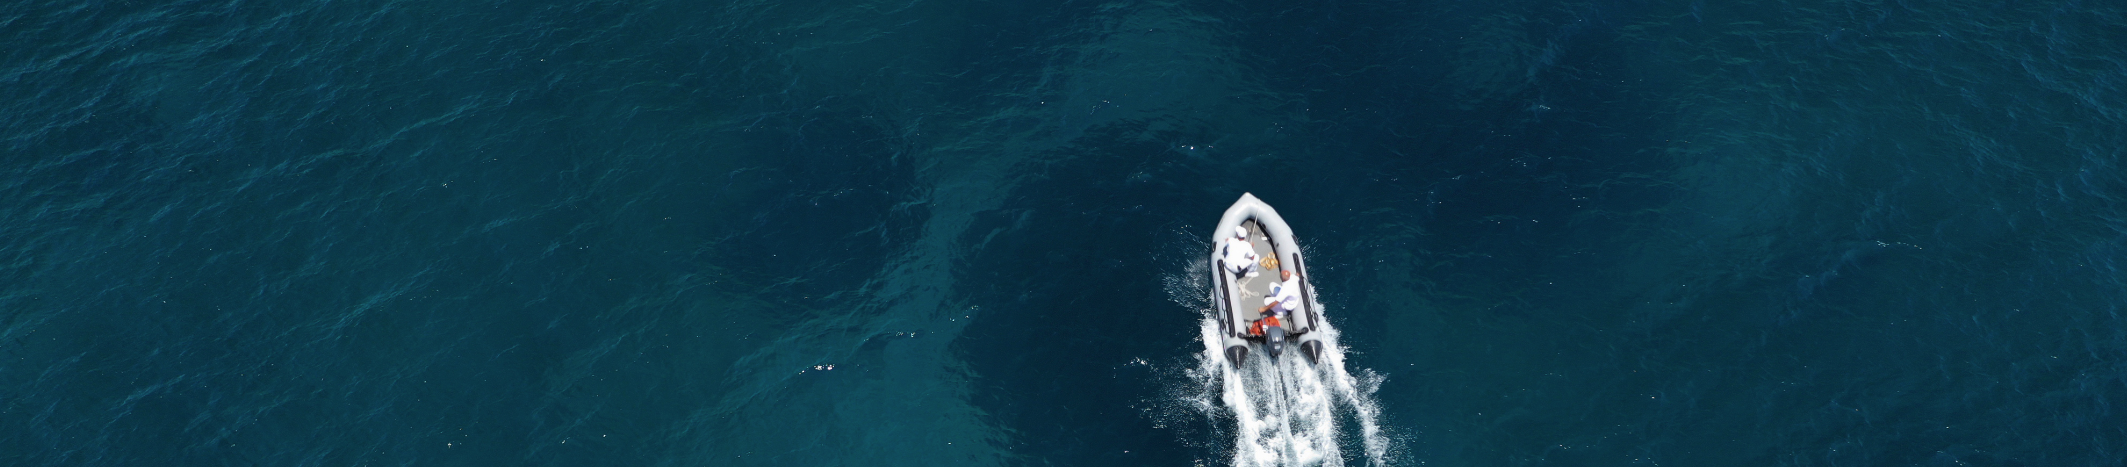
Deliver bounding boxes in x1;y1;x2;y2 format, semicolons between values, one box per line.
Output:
1208;193;1324;366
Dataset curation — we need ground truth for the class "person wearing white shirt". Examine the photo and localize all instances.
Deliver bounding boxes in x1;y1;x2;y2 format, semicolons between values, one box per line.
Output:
1219;226;1259;277
1258;269;1301;318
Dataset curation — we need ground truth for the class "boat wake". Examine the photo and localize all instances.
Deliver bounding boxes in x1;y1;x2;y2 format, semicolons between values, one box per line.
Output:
1166;251;1395;467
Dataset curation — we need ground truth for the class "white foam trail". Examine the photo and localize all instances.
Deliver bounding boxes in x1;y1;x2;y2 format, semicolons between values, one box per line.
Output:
1174;256;1394;467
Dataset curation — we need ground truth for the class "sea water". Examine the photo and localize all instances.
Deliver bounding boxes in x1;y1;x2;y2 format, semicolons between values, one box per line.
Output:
1168;253;1391;467
7;0;2127;465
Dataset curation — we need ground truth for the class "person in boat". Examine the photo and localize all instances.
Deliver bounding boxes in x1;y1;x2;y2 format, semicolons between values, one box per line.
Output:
1220;226;1259;277
1257;269;1300;318
1251;269;1300;335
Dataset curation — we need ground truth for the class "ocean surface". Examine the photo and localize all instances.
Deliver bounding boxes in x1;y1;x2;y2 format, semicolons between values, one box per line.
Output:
6;0;2127;465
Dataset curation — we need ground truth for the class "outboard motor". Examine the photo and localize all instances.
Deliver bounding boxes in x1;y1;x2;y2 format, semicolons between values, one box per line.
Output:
1265;325;1286;359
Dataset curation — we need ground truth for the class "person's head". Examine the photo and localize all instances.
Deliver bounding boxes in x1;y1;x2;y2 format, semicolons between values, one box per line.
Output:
1280;270;1293;281
1233;226;1247;240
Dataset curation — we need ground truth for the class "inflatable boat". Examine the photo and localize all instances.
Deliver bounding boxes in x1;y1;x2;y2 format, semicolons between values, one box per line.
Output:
1209;193;1325;366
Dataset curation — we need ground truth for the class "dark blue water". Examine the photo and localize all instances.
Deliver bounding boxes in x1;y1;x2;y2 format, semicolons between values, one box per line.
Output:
7;0;2126;465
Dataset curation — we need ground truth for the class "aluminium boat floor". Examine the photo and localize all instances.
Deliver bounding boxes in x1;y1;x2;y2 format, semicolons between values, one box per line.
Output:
1233;219;1280;316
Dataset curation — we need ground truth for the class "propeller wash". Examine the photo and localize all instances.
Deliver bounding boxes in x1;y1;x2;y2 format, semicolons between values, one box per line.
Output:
1192;193;1393;467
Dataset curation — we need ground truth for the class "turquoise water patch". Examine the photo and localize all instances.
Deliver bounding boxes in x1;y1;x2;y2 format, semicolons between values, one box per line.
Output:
5;0;2125;465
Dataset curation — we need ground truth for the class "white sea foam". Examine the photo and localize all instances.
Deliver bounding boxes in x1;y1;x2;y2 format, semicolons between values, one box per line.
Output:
1169;246;1394;467
1193;317;1392;467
